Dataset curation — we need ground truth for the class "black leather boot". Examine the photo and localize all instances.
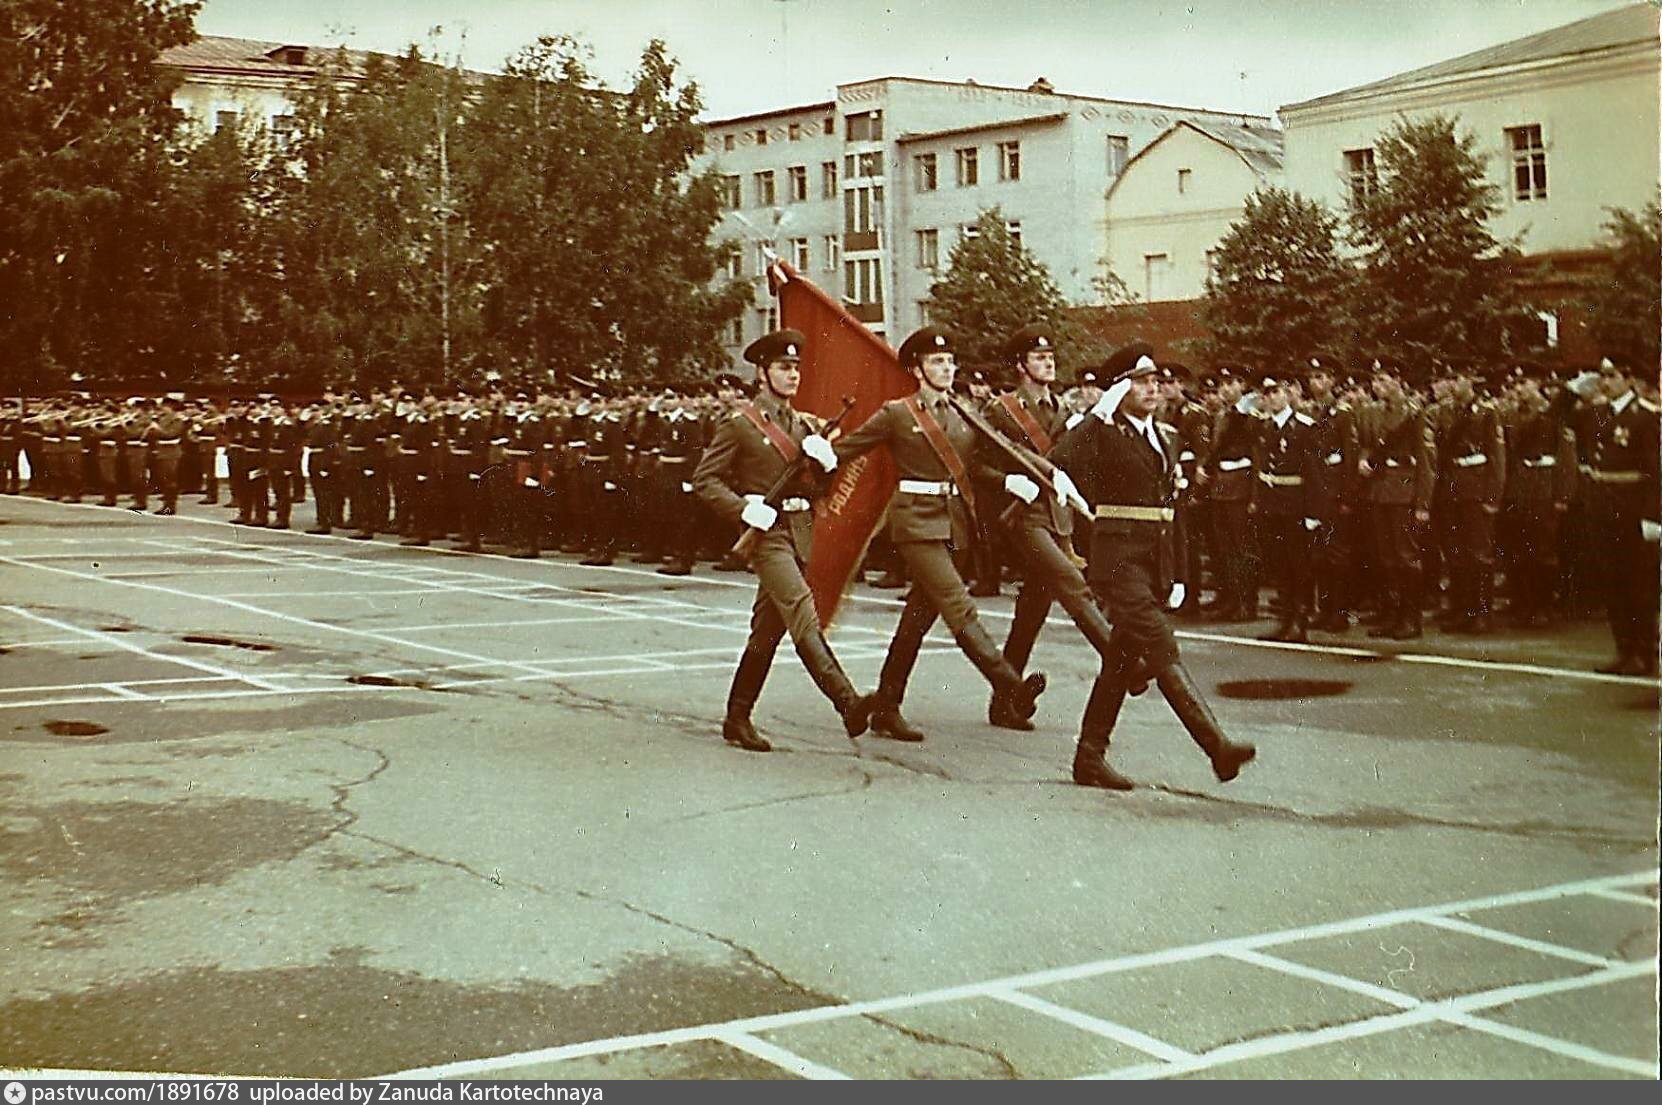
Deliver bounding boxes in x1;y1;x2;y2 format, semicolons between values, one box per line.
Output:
1073;670;1133;791
956;621;1046;721
794;631;874;739
722;644;776;752
869;614;928;742
1153;661;1255;782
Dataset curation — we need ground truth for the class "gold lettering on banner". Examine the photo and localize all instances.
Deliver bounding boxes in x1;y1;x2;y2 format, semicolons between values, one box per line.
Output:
823;453;871;517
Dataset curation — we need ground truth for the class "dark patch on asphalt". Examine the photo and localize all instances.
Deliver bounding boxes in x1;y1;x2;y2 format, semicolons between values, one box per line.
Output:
0;954;838;1078
0;797;339;906
347;675;408;688
6;696;440;746
1347;653;1394;663
1624;689;1659;712
1215;678;1353;700
99;626;134;633
43;720;109;737
0;646;10;654
181;635;276;652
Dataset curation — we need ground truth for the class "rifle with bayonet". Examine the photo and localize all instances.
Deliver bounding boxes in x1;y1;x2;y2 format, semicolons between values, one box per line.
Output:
731;395;858;561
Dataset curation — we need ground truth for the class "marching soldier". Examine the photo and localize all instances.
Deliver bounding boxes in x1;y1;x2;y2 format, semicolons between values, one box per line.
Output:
1361;361;1435;641
1249;373;1321;642
983;324;1104;731
692;328;875;751
1050;344;1256;791
829;326;1048;743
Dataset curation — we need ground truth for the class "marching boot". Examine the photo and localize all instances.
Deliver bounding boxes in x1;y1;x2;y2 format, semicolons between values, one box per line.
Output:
722;644;775;752
580;541;616;567
656;559;693;576
794;631;874;739
868;617;928;742
955;620;1046;721
988;689;1035;731
1072;670;1134;791
1153;660;1256;782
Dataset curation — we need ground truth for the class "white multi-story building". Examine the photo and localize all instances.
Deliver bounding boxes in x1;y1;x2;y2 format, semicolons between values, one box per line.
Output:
696;77;1270;360
159;36;376;142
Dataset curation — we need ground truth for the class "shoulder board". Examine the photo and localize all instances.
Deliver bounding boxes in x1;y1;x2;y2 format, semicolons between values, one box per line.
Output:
1639;397;1659;414
1295;412;1316;426
1064;411;1085;431
1335;402;1351;412
1156;420;1177;434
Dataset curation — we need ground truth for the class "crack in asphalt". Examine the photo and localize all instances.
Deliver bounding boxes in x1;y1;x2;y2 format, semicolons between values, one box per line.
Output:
1147;783;1655;850
861;1013;1021;1078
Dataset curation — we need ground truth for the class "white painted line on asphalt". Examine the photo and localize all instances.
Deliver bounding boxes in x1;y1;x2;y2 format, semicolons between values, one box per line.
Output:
380;615;643;633
1222;948;1420;1009
218;588;458;598
379;870;1658;1080
709;1030;852;1080
1095;961;1657;1080
1586;888;1659;908
986;987;1194;1062
104;566;287;579
0;684;400;711
0;637;89;650
1414;913;1616;967
97;683;154;701
0;675;233;694
0;605;287;693
1443;1011;1660;1078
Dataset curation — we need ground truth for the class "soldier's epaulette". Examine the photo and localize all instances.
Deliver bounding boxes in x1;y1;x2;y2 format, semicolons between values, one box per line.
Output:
1295;411;1316;426
1064;411;1085;431
1157;420;1177;434
1639;397;1659;414
1336;401;1351;412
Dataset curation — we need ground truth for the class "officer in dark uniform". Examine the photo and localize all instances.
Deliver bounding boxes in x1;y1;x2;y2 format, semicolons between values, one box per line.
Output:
983;323;1103;730
1565;356;1660;675
305;400;344;534
1499;362;1575;626
1435;364;1507;633
0;399;18;494
1249;373;1321;642
1304;359;1362;632
266;402;301;528
1362;360;1435;640
125;398;158;511
1050;345;1256;791
693;329;875;751
579;391;627;566
655;391;705;576
830;326;1048;742
449;395;492;553
1161;362;1210;618
1201;367;1262;621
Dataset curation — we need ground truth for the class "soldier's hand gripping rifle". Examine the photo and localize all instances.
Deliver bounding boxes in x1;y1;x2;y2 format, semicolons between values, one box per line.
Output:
731;395;858;561
941;391;1093;526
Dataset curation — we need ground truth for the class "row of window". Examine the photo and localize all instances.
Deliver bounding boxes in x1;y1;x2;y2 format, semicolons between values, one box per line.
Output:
213;109;297;148
714;110;885;153
1344;123;1548;204
723;236;845;279
913;221;1021;269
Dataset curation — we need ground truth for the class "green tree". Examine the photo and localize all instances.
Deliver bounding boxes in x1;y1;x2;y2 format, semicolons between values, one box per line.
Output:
0;0;200;389
463;36;747;386
1200;186;1355;369
926;208;1099;374
1580;200;1660;371
1347;113;1537;364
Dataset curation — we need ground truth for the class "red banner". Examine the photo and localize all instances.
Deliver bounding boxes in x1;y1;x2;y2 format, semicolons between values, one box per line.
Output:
769;261;916;626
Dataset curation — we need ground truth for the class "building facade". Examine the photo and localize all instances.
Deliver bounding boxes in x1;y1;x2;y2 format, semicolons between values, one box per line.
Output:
1103;120;1284;304
696;77;1269;361
159;36;376;141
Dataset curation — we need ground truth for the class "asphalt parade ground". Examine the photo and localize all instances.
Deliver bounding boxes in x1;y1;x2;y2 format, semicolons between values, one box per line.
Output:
0;493;1656;1080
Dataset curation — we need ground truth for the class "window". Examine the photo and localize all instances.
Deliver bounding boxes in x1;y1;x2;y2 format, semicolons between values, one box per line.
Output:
270;113;296;149
723;133;736;152
791;237;811;270
846;110;883;141
958;223;980;242
1507;124;1547;201
788;122;802;142
753;170;776;207
821;160;838;198
215;109;240;133
757;305;779;334
1344;148;1377;203
729;317;744;344
1204;248;1219;283
1143;252;1172;301
998;140;1021;182
1107;134;1130;175
823;234;841;270
723;251;741;280
717;175;741;210
1177;168;1191;194
914;153;938;192
844;184;884;239
846;152;882;179
917;300;932;326
916;228;939;270
844;257;883;304
1006;220;1022;245
955;146;979;187
823;116;835;136
787;165;808;202
753;127;768;146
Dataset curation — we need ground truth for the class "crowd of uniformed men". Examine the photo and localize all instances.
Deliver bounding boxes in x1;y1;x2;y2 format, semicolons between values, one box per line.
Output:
1;341;1656;678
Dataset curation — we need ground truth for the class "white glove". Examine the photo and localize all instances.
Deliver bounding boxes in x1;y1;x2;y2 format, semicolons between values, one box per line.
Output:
1091;379;1132;422
802;433;837;473
1566;371;1601;400
740;497;779;531
1051;467;1089;514
1642;520;1661;543
1004;473;1040;504
1167;582;1186;610
1235;392;1262;415
1303;517;1321;531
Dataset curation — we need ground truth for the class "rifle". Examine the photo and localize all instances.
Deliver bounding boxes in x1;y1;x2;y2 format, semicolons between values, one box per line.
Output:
941;391;1092;527
730;395;857;561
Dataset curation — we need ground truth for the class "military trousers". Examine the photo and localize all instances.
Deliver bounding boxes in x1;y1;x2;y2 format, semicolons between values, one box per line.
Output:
1090;553;1181;674
1368;503;1423;614
1002;523;1111;675
1257;511;1314;620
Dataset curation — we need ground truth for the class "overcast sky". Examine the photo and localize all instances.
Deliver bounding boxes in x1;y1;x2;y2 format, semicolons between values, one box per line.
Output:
194;0;1639;120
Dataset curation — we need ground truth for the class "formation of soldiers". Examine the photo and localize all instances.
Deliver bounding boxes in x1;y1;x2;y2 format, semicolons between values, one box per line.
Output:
1;346;1656;679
